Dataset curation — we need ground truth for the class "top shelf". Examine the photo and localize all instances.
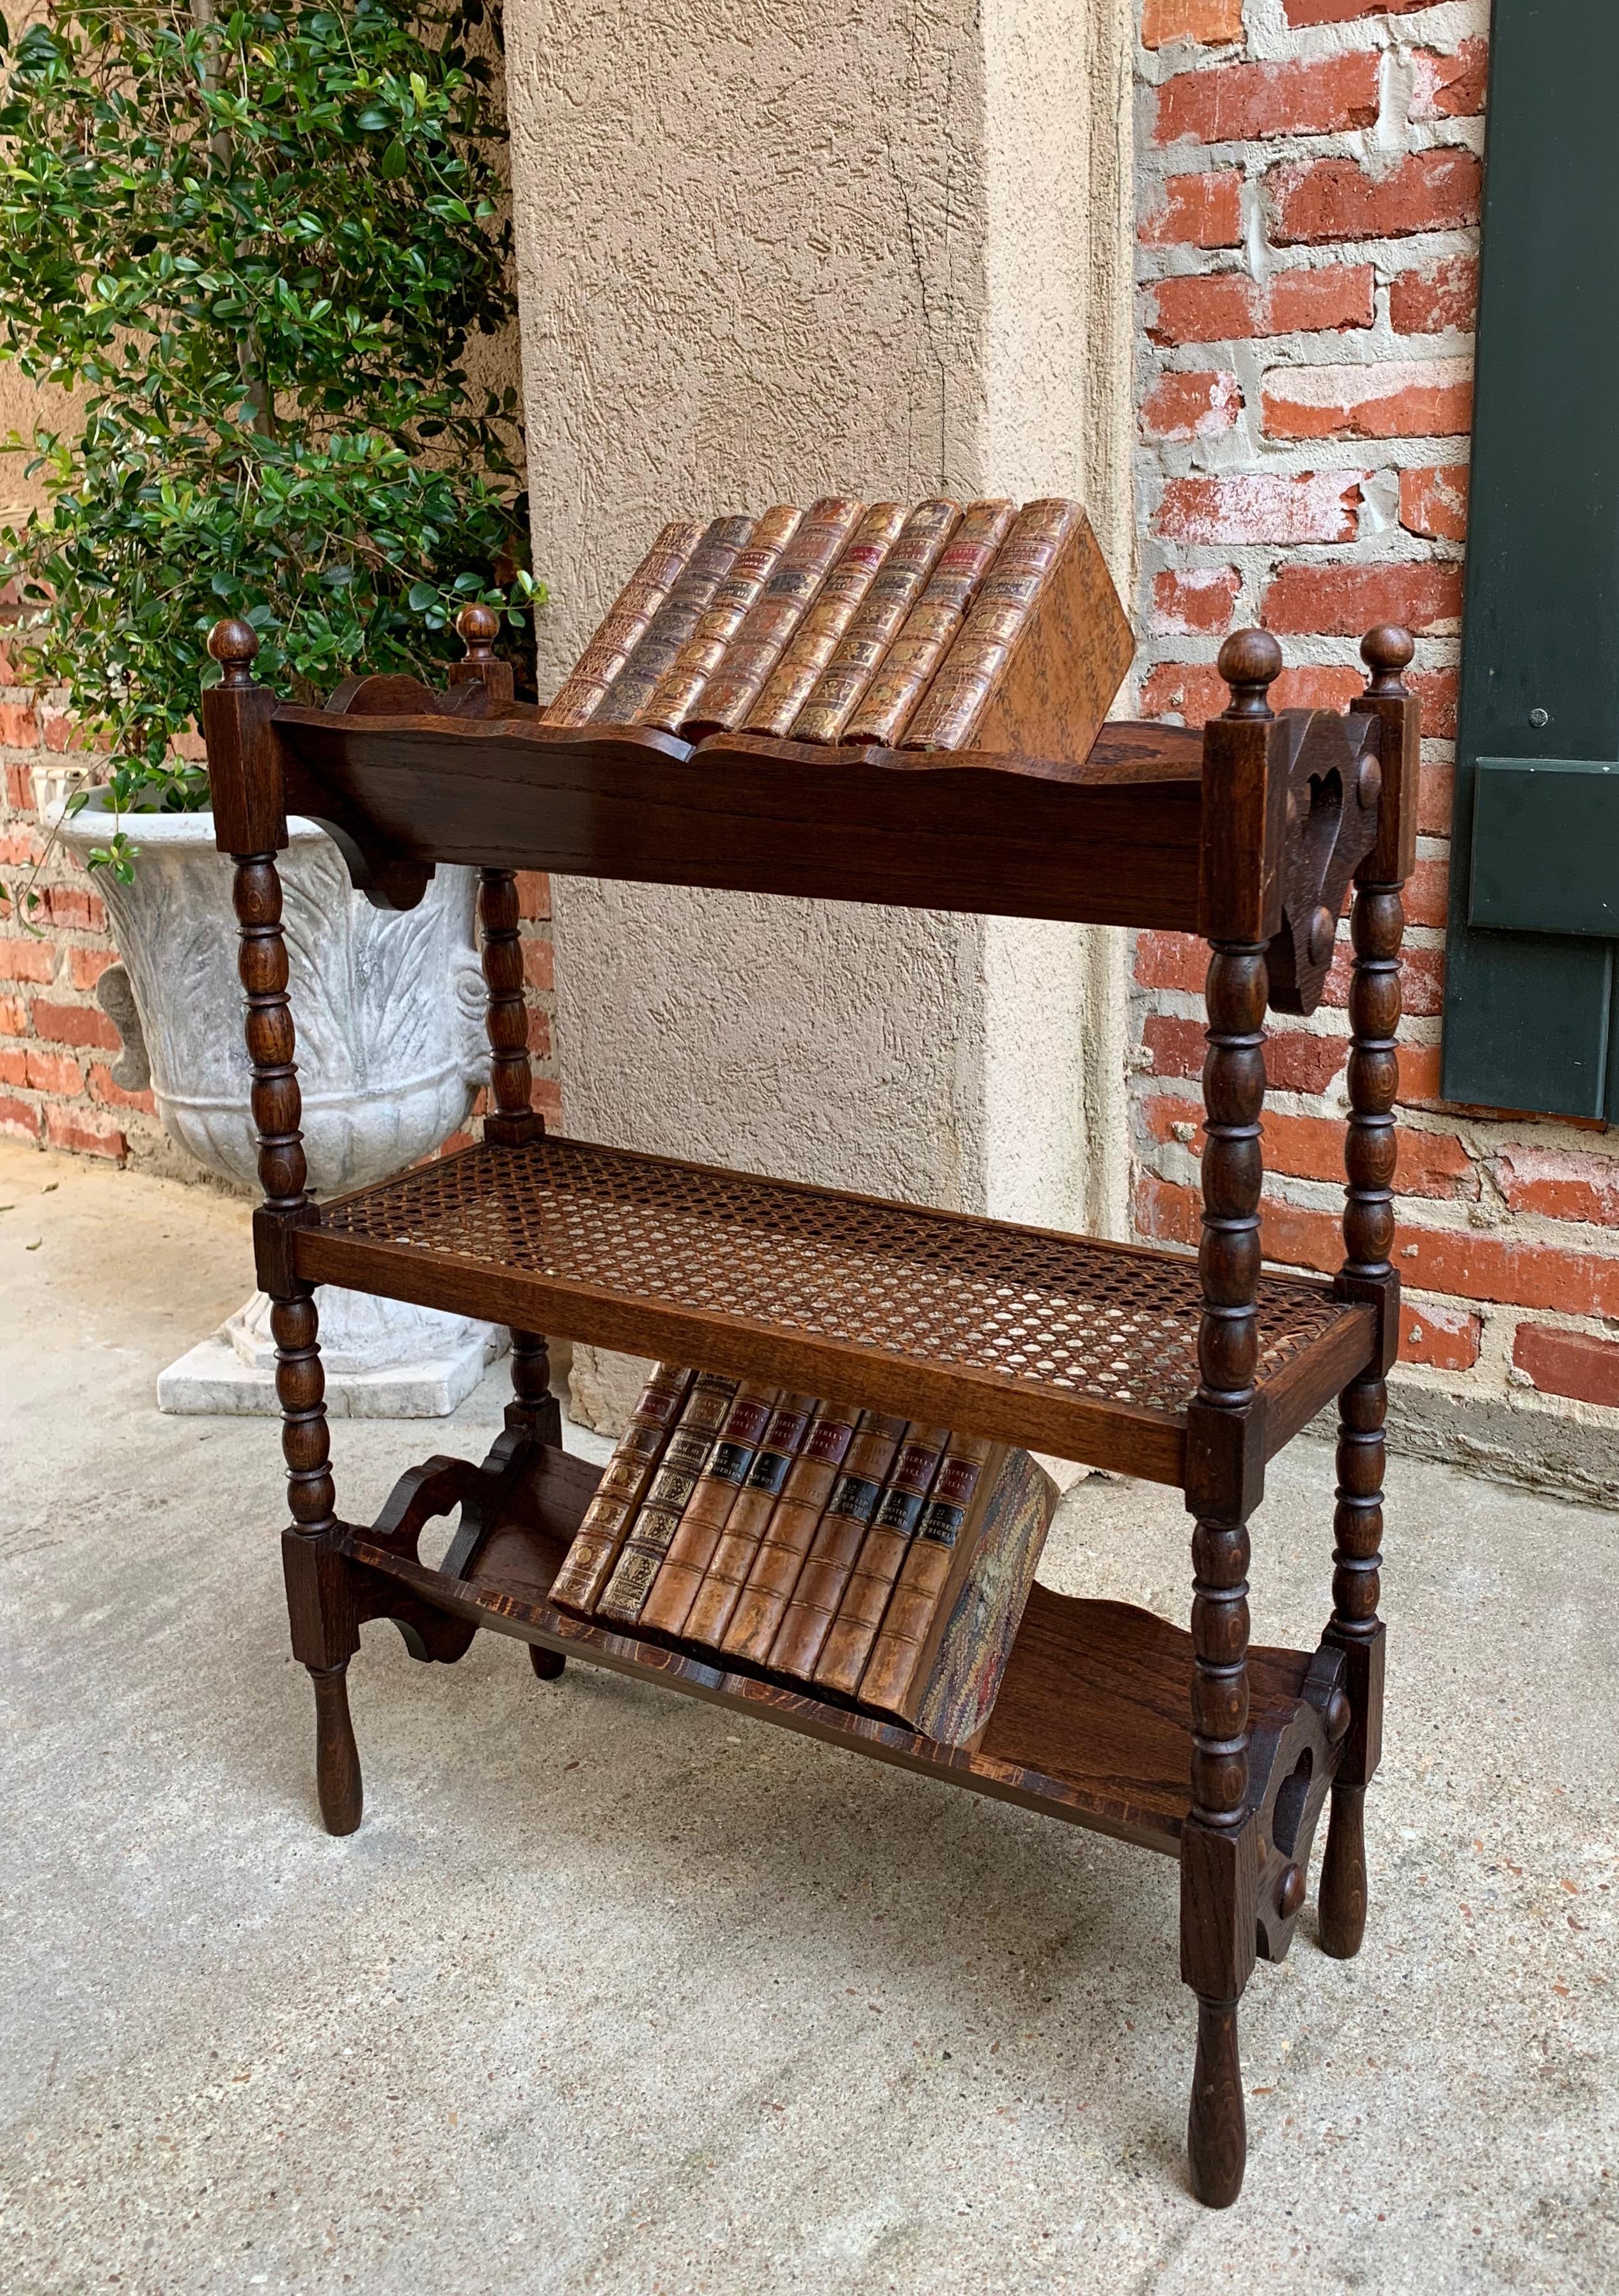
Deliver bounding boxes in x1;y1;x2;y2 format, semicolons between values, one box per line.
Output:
270;708;1212;932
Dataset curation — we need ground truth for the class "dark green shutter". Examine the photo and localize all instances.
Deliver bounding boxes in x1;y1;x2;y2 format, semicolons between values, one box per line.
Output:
1443;0;1619;1120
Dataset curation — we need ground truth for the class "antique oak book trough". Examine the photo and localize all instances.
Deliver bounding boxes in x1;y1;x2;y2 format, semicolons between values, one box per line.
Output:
202;600;1417;2208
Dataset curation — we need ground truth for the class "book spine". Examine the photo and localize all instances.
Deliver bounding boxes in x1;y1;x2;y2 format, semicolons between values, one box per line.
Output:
840;499;1015;747
810;1426;951;1699
787;499;962;744
853;1435;996;1719
898;499;1082;753
764;1416;909;1681
638;505;804;733
634;1382;786;1637
716;1402;861;1664
912;1449;1055;1748
681;500;867;736
600;515;754;724
678;1391;822;1647
594;1372;738;1623
741;506;905;738
540;522;705;726
547;1363;695;1614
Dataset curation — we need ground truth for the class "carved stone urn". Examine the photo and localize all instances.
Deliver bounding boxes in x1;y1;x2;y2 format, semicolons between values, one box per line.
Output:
55;794;501;1415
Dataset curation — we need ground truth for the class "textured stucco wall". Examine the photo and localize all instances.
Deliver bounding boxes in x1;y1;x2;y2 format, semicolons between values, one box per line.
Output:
504;0;1136;1419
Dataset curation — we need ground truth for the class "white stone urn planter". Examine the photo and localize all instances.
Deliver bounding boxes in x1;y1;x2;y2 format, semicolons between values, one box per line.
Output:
55;792;502;1415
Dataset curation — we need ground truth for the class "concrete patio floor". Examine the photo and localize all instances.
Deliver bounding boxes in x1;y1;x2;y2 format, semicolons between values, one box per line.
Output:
2;1135;1616;2295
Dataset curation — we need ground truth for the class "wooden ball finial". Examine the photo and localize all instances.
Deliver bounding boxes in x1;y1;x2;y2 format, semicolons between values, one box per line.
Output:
1360;623;1414;698
208;617;259;687
456;602;499;662
1217;628;1283;721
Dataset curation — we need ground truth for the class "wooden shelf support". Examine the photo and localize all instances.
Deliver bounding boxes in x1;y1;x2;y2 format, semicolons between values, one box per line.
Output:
1320;625;1415;1959
1180;628;1285;2210
207;617;360;1838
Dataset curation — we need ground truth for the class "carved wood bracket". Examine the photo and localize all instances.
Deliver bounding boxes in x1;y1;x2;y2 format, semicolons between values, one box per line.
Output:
1250;1641;1349;1962
278;673;508;912
1265;708;1383;1015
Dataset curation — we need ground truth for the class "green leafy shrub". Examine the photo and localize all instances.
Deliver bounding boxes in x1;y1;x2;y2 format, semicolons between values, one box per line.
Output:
0;0;539;896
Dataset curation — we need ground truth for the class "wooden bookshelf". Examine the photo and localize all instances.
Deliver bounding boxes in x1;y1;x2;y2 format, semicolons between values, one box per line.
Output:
200;568;1418;2212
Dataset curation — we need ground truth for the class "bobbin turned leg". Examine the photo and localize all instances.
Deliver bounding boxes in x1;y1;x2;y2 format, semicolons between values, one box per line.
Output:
1182;930;1267;2206
273;1283;361;1836
211;617;363;1835
309;1660;362;1833
475;834;563;1448
455;655;568;1675
1320;626;1412;1956
1180;630;1282;2208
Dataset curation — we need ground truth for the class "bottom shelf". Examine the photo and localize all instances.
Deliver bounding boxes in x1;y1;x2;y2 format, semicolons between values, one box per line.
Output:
342;1438;1349;1956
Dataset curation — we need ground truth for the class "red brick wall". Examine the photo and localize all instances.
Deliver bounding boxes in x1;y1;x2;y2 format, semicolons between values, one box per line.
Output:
1133;2;1619;1439
0;692;153;1164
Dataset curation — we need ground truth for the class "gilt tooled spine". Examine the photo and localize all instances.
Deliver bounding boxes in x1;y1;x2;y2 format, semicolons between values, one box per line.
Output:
547;1363;695;1614
840;500;1015;747
540;522;706;726
594;1372;738;1623
810;1427;951;1698
899;499;1082;753
763;1416;909;1682
853;1435;997;1719
677;1393;822;1648
912;1449;1055;1748
742;506;906;738
716;1403;862;1664
599;516;754;725
634;1382;785;1637
681;500;867;736
787;500;962;744
637;506;804;733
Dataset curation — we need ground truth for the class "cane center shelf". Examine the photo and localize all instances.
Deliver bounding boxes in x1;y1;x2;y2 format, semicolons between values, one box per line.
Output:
302;1130;1377;1486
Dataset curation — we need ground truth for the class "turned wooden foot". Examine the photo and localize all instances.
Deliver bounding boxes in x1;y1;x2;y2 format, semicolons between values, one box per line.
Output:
1188;1994;1246;2208
309;1662;363;1836
1318;1781;1368;1958
528;1642;566;1682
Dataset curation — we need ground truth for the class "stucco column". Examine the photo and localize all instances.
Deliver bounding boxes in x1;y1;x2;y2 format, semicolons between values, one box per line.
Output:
504;0;1136;1423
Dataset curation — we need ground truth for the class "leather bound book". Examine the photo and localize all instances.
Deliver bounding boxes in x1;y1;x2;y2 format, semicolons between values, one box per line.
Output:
913;502;1132;767
840;499;1015;747
635;1380;785;1637
911;1449;1057;1747
742;506;906;738
681;500;866;737
764;1414;909;1682
639;505;804;733
678;1391;822;1648
547;1361;695;1614
898;499;1079;750
788;499;961;744
716;1401;861;1665
595;1371;738;1624
600;515;753;724
540;522;705;727
853;1433;1001;1721
810;1425;951;1699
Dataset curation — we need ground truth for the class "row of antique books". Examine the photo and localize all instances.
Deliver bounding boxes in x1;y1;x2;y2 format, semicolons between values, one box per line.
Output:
539;492;1129;756
549;1365;1056;1749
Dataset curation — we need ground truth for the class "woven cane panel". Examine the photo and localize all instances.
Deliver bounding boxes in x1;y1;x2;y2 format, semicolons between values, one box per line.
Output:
321;1136;1353;1422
